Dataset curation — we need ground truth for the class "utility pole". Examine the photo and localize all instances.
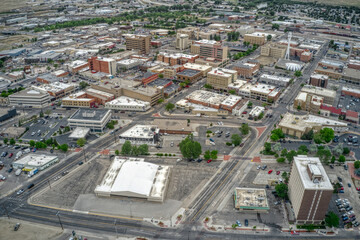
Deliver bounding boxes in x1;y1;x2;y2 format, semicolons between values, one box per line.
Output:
47;179;51;189
56;211;64;230
114;219;118;238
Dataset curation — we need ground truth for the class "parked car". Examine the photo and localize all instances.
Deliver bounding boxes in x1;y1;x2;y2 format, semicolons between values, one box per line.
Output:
16;189;24;195
276;171;280;175
207;159;212;163
236;220;241;227
268;170;273;174
245;219;248;226
8;153;13;158
14;223;20;231
348;183;352;187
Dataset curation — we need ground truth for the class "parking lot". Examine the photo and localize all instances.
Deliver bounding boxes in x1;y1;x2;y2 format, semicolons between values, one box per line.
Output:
337;94;360;114
21;115;68;142
0;145;66;196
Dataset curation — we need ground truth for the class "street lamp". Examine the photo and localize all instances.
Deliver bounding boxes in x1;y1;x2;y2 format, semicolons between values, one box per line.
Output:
56;211;64;230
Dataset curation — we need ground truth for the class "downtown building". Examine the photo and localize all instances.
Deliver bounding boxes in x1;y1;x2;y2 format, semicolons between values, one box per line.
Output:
125;34;151;54
288;156;333;224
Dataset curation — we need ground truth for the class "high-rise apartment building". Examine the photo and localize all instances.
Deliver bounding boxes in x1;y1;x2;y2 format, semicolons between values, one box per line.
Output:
125;34;151;54
88;57;117;75
288;156;333;224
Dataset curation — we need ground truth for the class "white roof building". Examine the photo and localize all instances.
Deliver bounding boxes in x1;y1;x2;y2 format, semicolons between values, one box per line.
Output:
69;127;90;139
119;125;160;145
95;157;171;202
105;96;151;112
12;154;59;171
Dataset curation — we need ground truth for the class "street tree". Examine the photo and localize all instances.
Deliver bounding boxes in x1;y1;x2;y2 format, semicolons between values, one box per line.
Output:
286;150;297;163
10;138;15;145
131;145;139;156
29;140;35;147
59;144;68;152
275;183;288;199
45;109;52;116
240;123;250;135
320;128;334;143
3;138;8;144
333;143;344;156
179;136;202;160
210;150;218;160
277;157;286;163
77;138;87;147
204;150;211;160
325;211;340;228
338;155;346;163
165;102;175;112
309;144;317;153
354;161;360;169
343;147;350;155
231;134;242;146
138;144;149;155
121;141;132;155
267;34;272;41
115;150;120;155
281;148;288;156
294;70;302;77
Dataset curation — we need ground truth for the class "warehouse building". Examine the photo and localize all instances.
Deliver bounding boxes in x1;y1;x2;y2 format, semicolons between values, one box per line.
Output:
0;108;16;122
95;157;170;202
259;74;291;87
13;154;59;171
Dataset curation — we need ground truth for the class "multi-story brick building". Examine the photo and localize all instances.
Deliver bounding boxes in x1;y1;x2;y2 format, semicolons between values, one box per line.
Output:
206;68;238;90
65;60;89;74
288;156;333;224
176;69;202;83
134;72;159;85
232;59;260;78
309;74;328;88
125;34;151;54
88;57;117;75
348;59;360;70
183;63;212;77
157;52;198;66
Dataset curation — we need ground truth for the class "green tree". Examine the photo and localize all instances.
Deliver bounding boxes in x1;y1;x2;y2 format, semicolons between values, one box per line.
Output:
131;145;139;156
267;34;272;41
3;138;8;144
314;133;323;144
281;148;288;156
240;123;250;135
297;105;301;111
264;142;272;152
231;134;242;146
294;70;302;77
229;89;236;95
301;130;314;140
29;140;35;147
179;136;202;160
121;140;132;155
325;211;340;228
309;143;317;153
271;23;280;30
275;183;288;199
343;147;350;155
277;157;286;163
59;144;68;152
298;145;309;153
320;128;334;143
338;155;346;163
77;138;87;147
157;98;164;104
204;150;211;160
39;111;44;118
79;81;89;89
210;150;218;160
158;73;164;78
286;150;297;163
204;84;213;89
354;161;360;169
247;101;253;108
273;143;282;153
107;122;115;129
138;144;149;155
115;149;120;155
165;102;175;112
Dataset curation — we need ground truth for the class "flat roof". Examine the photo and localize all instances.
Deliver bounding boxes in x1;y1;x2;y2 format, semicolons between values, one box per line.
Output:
184;63;212;71
342;86;360;95
260;74;291;83
177;69;201;77
69;127;90;139
69;108;111;121
106;96;150;107
293;156;333;190
120;125;159;139
186;90;227;107
14;154;57;168
234;188;269;210
221;95;242;106
209;68;237;77
95;157;170;200
301;85;336;98
343;67;360;79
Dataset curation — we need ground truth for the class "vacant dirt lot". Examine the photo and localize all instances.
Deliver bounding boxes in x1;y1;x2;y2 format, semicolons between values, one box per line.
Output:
0;35;33;51
296;0;360;7
0;217;62;240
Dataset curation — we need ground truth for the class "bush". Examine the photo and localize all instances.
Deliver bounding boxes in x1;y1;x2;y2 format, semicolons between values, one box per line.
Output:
164;153;168;156
277;157;286;163
206;130;212;134
343;147;350;155
226;142;232;146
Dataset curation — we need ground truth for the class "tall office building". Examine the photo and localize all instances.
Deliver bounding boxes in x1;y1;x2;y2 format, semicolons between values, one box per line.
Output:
125;34;151;54
176;33;189;50
199;43;228;61
288;156;333;224
88;57;117;75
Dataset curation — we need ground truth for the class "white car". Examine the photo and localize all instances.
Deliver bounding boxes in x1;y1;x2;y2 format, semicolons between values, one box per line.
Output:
16;189;24;195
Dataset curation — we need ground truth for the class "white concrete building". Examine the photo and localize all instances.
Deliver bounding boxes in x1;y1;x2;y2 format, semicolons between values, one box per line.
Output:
249;106;265;118
9;88;51;107
117;59;142;70
68;109;112;132
95;157;171;202
105;96;151;112
119;125;160;145
259;74;291;87
13;154;59;171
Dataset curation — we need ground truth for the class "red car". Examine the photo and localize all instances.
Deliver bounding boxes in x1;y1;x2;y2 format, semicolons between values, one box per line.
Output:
207;159;212;163
9;153;13;158
242;111;247;114
268;170;273;174
276;171;280;175
341;187;344;190
356;187;360;191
